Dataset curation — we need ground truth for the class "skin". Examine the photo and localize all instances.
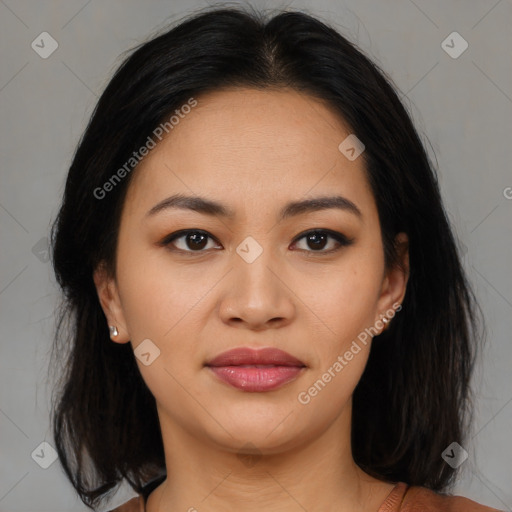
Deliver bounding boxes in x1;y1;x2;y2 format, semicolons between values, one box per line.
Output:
94;87;409;512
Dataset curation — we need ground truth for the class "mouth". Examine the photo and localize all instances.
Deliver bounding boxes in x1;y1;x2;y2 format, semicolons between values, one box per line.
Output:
205;347;306;392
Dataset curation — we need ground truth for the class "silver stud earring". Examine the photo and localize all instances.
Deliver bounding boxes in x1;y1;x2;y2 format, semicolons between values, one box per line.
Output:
109;325;119;337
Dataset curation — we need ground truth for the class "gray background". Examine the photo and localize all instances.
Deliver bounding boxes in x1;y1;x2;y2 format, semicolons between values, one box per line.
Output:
0;1;511;511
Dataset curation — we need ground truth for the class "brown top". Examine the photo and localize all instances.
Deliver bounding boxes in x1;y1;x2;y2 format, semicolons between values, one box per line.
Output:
108;480;504;512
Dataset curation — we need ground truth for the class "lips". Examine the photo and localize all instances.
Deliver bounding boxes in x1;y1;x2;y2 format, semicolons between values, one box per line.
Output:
206;347;305;367
205;347;306;392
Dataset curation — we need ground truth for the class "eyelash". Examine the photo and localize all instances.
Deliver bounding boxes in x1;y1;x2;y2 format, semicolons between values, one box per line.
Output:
159;229;354;256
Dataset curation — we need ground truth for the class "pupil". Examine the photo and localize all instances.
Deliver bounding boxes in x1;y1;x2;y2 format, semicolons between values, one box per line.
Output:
188;232;207;250
308;232;327;250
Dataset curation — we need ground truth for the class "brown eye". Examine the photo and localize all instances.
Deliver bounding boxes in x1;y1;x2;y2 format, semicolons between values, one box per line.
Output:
160;228;353;255
292;230;354;253
162;230;220;252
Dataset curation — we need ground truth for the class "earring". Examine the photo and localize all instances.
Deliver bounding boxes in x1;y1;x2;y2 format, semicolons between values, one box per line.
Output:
381;317;390;330
109;325;119;337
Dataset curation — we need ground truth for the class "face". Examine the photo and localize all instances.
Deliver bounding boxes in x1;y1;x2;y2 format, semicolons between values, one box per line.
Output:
94;87;408;455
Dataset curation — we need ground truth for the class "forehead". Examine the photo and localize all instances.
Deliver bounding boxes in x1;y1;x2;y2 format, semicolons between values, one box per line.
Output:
124;87;375;220
164;87;349;158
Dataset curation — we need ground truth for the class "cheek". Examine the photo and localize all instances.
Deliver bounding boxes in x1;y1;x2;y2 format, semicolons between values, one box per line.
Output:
114;242;223;408
295;267;377;414
294;247;383;406
115;249;207;412
295;254;384;345
115;240;213;342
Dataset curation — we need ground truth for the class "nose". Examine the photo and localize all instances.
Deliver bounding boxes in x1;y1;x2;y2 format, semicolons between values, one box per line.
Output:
218;246;295;331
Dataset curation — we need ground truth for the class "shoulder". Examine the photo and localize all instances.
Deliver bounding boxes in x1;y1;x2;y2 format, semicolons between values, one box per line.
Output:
107;495;144;512
401;484;504;512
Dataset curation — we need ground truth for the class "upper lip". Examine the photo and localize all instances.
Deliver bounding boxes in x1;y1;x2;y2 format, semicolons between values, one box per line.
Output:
206;347;306;367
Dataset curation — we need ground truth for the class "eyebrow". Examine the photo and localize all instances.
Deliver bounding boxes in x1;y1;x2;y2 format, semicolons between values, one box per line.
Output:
145;193;362;221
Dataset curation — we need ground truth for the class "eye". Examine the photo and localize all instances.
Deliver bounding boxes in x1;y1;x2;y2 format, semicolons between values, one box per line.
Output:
161;229;220;253
291;229;354;254
161;228;353;255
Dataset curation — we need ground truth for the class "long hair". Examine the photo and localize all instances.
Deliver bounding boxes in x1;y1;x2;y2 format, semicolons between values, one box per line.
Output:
49;5;482;509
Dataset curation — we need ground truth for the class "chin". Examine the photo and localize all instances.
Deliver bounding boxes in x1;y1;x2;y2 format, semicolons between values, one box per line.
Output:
205;406;310;453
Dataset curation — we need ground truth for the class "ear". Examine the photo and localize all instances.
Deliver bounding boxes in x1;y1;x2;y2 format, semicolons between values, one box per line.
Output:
374;232;409;330
93;262;130;344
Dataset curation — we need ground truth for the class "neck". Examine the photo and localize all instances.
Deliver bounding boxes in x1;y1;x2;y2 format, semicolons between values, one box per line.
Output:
146;403;394;512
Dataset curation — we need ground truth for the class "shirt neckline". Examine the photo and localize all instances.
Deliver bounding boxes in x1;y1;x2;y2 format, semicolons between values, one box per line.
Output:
140;477;408;511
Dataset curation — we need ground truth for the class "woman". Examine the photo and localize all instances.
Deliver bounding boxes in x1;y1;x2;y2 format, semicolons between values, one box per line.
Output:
49;6;503;512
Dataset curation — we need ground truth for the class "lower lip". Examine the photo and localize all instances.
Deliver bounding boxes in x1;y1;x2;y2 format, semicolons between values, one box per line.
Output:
207;365;304;392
